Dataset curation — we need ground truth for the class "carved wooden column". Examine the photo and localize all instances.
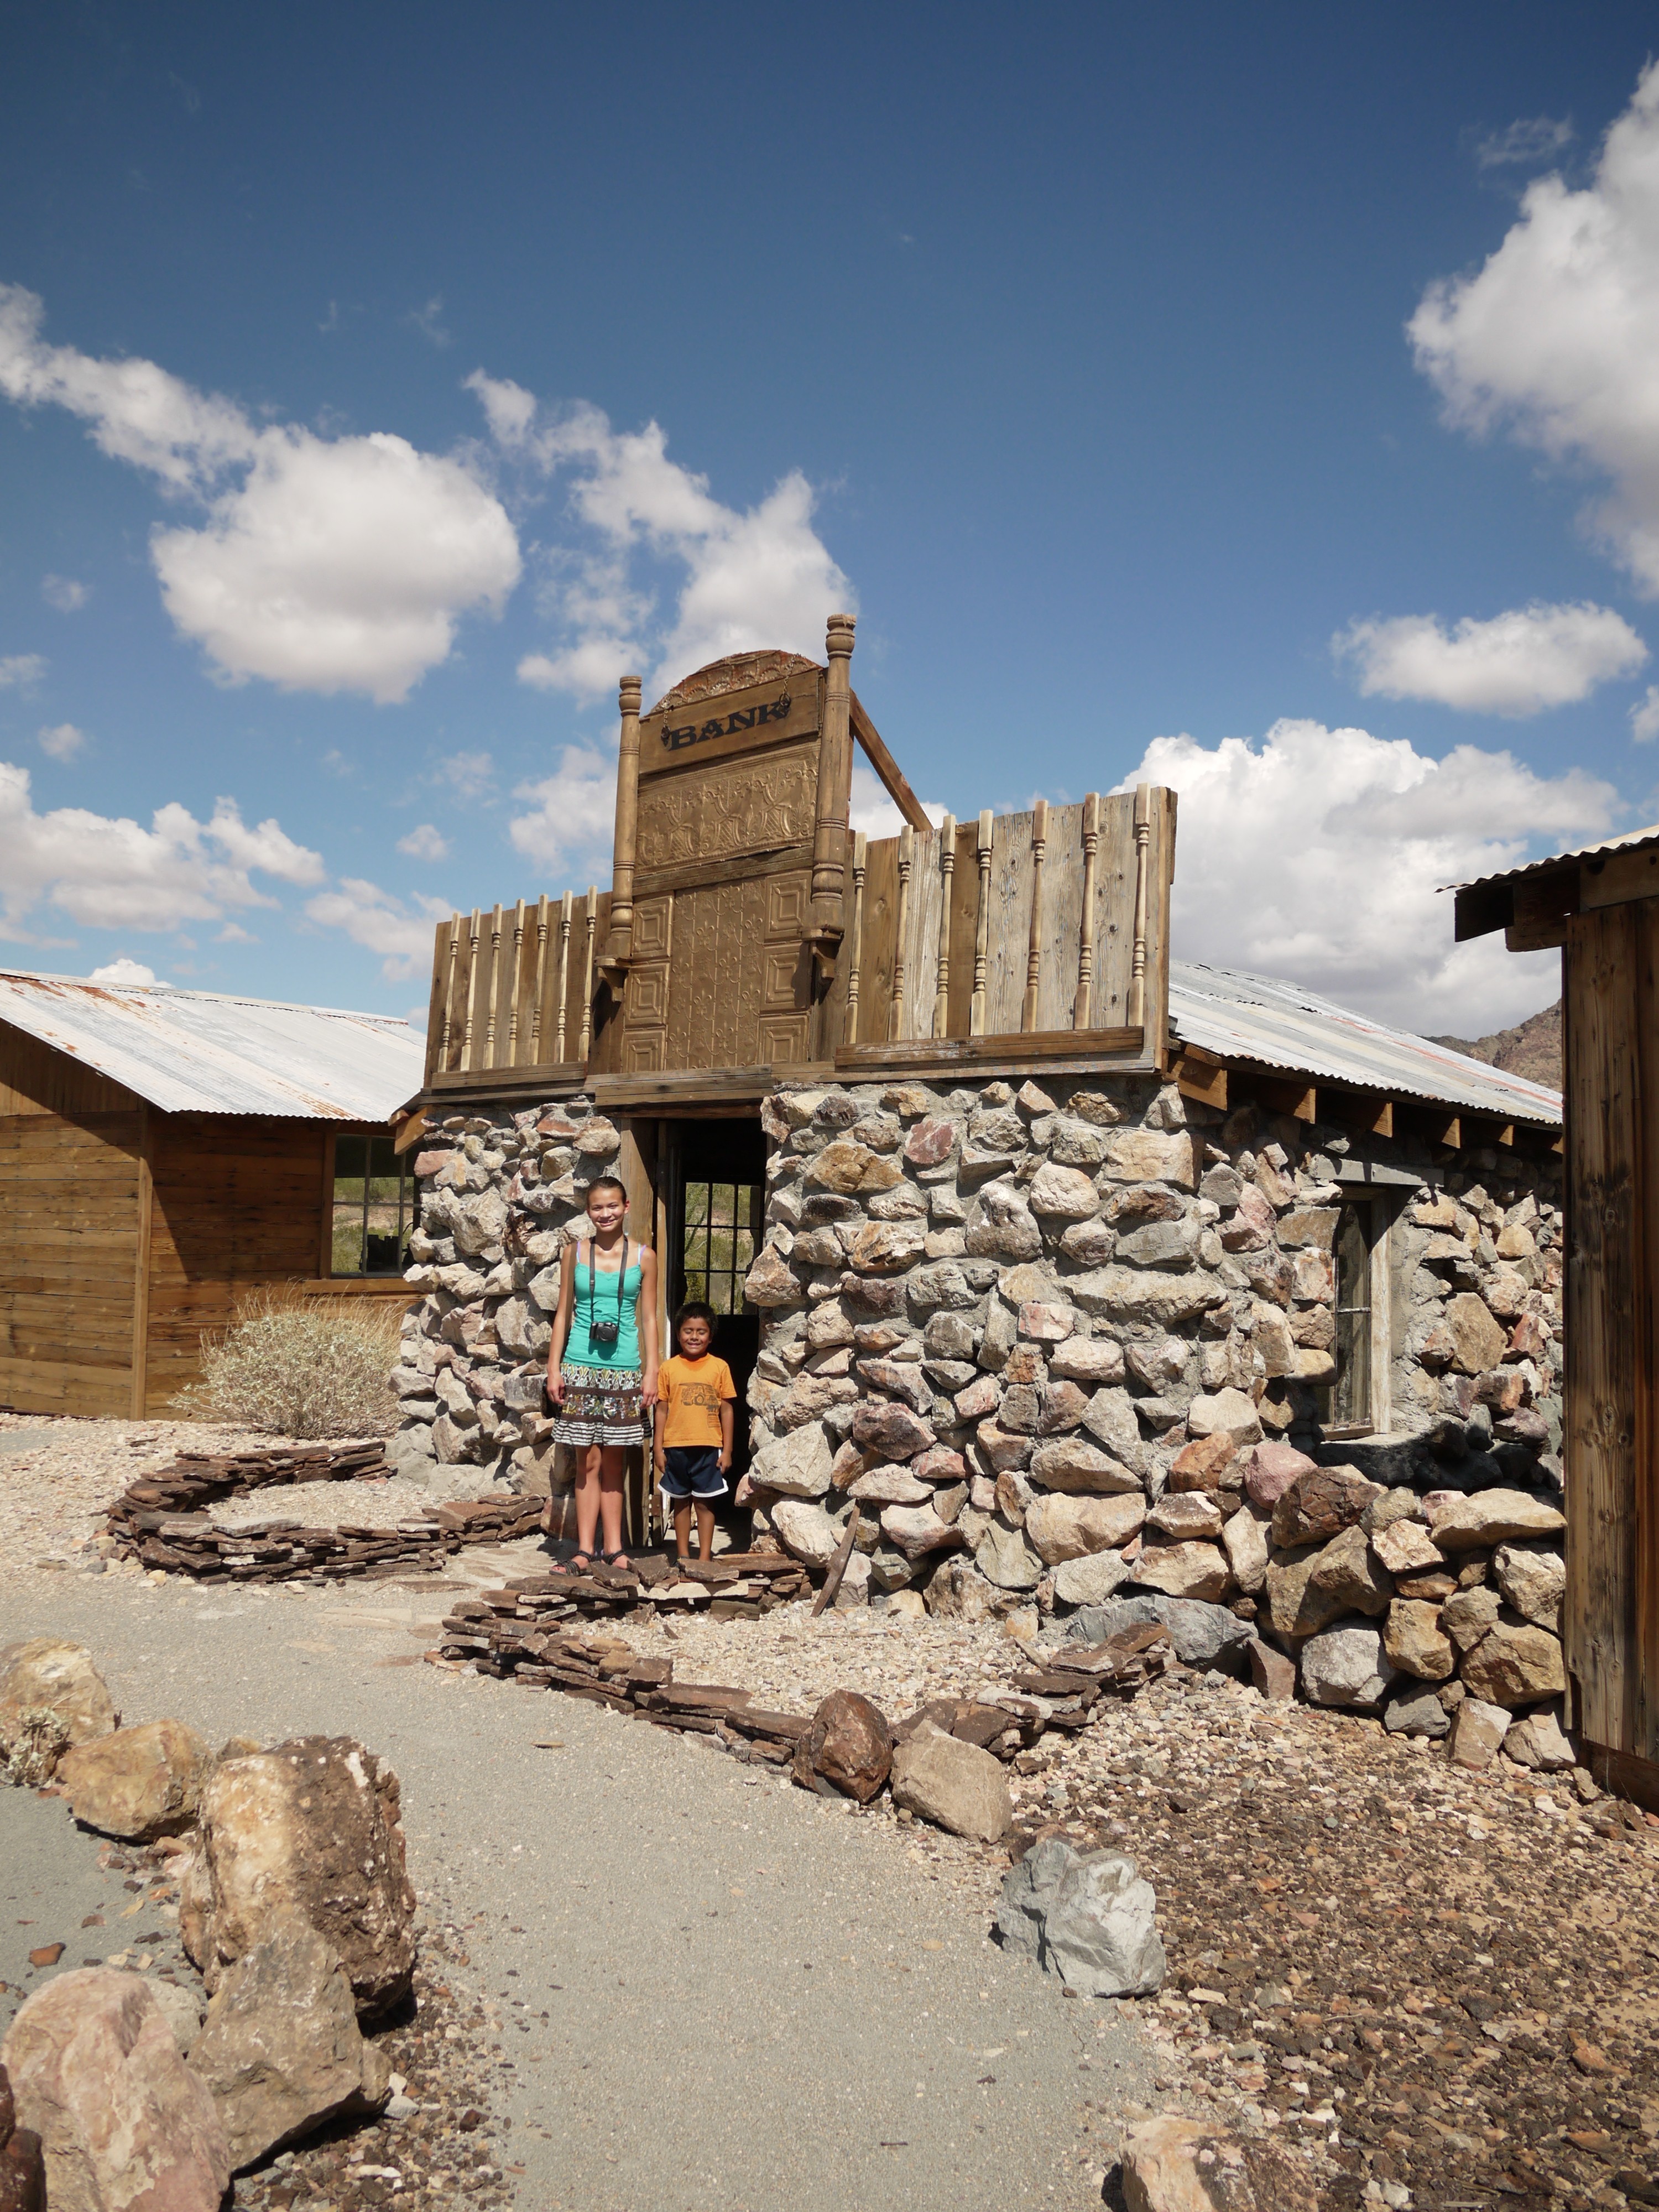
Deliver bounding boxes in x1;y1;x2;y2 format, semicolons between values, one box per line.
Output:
809;613;856;968
601;674;643;979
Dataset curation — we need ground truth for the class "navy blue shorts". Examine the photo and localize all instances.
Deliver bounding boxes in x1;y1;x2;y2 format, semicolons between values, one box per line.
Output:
660;1446;726;1500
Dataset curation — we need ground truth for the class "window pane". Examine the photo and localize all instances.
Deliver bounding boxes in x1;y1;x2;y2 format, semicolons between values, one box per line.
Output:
1316;1203;1374;1431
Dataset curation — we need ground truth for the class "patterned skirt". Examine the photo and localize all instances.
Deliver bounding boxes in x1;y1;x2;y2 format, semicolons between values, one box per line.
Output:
552;1363;645;1449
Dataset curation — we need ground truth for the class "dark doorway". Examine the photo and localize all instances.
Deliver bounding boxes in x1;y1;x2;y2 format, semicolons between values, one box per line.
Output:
657;1115;766;1499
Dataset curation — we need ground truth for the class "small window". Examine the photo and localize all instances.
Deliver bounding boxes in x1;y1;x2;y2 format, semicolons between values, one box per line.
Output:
1317;1200;1378;1436
680;1178;762;1314
332;1134;410;1277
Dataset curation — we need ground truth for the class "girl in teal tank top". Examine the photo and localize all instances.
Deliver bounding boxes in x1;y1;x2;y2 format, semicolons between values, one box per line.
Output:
546;1174;660;1572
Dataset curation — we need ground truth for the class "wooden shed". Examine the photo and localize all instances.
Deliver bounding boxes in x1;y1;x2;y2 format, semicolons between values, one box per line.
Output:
1455;830;1659;1802
0;972;426;1420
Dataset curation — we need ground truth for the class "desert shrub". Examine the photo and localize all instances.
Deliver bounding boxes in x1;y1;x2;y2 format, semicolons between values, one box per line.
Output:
171;1288;405;1438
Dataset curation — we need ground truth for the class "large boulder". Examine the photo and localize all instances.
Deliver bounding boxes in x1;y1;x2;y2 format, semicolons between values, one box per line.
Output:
1300;1623;1396;1708
1121;2117;1317;2212
1383;1599;1455;1681
1426;1489;1566;1551
1027;1438;1140;1494
1270;1465;1380;1549
851;1402;936;1460
770;1498;843;1569
56;1721;212;1844
181;1738;416;2016
890;1721;1013;1840
881;1503;968;1561
188;1923;390;2172
996;1837;1165;1998
1024;1491;1145;1564
1494;1543;1565;1631
1052;1549;1133;1606
749;1425;833;1499
1;1971;230;2212
1304;1524;1392;1618
0;1642;118;1787
1068;1267;1225;1328
1131;1540;1230;1601
975;1517;1044;1590
0;2060;44;2212
791;1692;891;1803
1185;1389;1262;1448
1459;1623;1566;1708
1221;1505;1269;1594
1061;1594;1253;1671
1443;1292;1509;1374
1241;1441;1318;1508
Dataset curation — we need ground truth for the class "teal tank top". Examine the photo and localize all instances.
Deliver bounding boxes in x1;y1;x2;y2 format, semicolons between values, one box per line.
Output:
566;1239;643;1370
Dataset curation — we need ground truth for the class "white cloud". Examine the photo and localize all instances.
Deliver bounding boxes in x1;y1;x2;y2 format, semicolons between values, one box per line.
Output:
1412;64;1659;594
215;922;254;943
0;654;45;690
0;763;326;936
509;747;619;871
304;877;453;981
1117;719;1619;1032
397;822;450;860
1475;116;1574;170
434;749;495;801
1633;686;1659;743
466;373;854;701
88;957;164;985
407;296;451;348
0;285;520;701
37;722;86;762
1333;600;1646;715
41;575;88;612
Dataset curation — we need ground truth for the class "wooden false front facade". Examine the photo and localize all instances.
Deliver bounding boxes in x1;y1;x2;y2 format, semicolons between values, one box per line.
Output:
1456;836;1659;1804
418;623;1176;1112
0;1018;407;1420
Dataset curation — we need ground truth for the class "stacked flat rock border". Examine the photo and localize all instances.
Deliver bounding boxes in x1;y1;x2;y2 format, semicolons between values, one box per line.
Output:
105;1446;539;1583
390;1076;1567;1754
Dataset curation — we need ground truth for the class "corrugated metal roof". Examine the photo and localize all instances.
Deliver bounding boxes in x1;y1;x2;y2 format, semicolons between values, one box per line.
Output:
0;970;425;1121
1451;821;1659;893
1168;959;1561;1127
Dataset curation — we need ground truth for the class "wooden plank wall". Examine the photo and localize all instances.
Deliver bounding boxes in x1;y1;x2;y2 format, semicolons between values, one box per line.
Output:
0;1110;142;1415
142;1116;330;1415
426;890;611;1083
1564;902;1659;1762
0;1019;137;1118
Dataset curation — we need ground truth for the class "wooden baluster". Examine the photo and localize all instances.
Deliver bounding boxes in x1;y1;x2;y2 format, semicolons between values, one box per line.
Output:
970;810;993;1036
1021;799;1047;1032
578;887;598;1061
889;824;915;1041
507;899;526;1064
845;832;868;1045
439;916;460;1067
932;812;956;1038
1128;783;1152;1029
1073;792;1102;1030
529;895;550;1061
461;908;482;1070
483;904;504;1067
602;675;643;975
555;891;573;1062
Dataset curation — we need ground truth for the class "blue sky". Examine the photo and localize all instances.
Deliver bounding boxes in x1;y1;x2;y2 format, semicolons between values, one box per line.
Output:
4;2;1658;1033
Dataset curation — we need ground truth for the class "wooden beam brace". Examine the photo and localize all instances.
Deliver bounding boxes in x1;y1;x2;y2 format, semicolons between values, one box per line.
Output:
1173;1046;1228;1110
1253;1074;1317;1123
1324;1089;1394;1137
849;691;932;833
392;1109;430;1157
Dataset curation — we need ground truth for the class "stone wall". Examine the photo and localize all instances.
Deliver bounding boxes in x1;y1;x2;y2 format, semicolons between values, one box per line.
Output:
388;1069;1569;1751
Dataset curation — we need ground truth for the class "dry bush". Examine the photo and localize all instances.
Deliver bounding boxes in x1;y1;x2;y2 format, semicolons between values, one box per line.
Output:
172;1287;405;1439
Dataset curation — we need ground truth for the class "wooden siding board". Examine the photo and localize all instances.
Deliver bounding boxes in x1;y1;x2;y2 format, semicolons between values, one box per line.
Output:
0;1110;140;1415
983;811;1035;1037
1565;906;1642;1755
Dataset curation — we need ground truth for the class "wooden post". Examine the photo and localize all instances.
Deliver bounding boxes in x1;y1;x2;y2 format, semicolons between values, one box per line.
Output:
845;832;868;1045
1022;798;1048;1032
555;891;573;1061
483;904;504;1068
933;812;956;1038
602;675;643;978
889;823;915;1041
970;810;993;1036
437;916;461;1071
529;895;551;1061
578;888;598;1061
462;907;483;1071
810;613;856;956
507;899;527;1064
1127;784;1153;1030
1073;792;1101;1030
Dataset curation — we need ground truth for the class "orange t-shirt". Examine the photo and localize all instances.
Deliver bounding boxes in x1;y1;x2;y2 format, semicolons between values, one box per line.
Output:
658;1354;735;1448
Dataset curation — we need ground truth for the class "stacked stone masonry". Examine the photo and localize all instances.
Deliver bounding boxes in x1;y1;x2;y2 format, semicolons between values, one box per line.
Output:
392;1073;1566;1751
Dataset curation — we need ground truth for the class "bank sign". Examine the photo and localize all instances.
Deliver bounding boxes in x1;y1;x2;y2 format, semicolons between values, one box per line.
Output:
659;693;793;753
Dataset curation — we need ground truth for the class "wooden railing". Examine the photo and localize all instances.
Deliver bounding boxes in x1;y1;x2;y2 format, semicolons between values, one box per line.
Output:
834;786;1173;1055
423;889;609;1087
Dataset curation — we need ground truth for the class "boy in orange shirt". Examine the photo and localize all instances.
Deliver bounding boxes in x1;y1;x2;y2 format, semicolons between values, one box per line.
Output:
653;1301;736;1564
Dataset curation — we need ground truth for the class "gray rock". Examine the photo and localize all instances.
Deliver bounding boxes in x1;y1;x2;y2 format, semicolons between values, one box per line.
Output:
995;1837;1165;1997
749;1425;833;1499
1494;1542;1565;1631
1058;1594;1253;1670
1051;1548;1133;1607
1383;1687;1451;1739
890;1721;1013;1840
1300;1622;1396;1708
974;1517;1044;1592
